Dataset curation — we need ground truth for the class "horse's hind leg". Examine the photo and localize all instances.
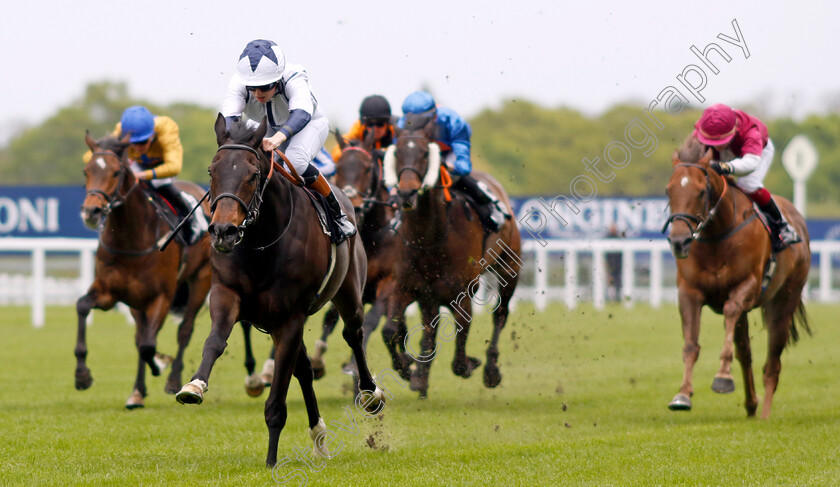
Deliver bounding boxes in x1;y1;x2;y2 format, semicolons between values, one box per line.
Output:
332;272;384;406
242;321;266;398
713;284;756;395
760;298;796;419
344;279;394;378
310;305;339;380
166;268;212;394
733;314;758;416
484;272;518;388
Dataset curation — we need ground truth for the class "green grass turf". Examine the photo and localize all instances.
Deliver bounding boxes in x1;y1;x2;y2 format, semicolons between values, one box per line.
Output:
1;301;838;486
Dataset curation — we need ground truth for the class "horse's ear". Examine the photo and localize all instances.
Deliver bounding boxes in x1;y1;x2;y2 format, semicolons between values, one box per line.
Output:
214;113;228;147
422;118;436;138
334;128;348;151
361;128;376;152
671;149;680;166
253;117;268;147
699;148;713;165
85;130;97;151
394;126;405;139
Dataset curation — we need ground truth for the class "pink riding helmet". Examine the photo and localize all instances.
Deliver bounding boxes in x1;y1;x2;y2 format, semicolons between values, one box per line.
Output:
695;104;737;146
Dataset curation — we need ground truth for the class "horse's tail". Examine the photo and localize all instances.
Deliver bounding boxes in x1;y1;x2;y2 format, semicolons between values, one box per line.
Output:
788;298;812;345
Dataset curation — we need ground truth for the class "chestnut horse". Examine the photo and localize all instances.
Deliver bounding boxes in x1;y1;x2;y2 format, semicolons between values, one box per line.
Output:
76;133;212;408
382;122;522;399
663;137;811;418
175;115;384;466
309;131;400;382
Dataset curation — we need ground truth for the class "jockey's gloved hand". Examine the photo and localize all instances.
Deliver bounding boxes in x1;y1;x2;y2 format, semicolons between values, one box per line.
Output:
710;161;733;175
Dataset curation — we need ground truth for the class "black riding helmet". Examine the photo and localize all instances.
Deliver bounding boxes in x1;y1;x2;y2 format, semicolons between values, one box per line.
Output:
359;95;391;123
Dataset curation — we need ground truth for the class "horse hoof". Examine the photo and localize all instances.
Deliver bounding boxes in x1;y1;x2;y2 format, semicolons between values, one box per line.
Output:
409;371;428;393
311;365;326;381
395;353;414;381
452;356;482;378
75;369;94;390
358;387;387;414
244;374;265;397
154;353;174;372
711;377;735;394
261;359;275;386
125;390;145;409
175;379;207;405
418;389;428;400
164;379;181;395
342;362;359;377
668;393;692;411
483;365;502;388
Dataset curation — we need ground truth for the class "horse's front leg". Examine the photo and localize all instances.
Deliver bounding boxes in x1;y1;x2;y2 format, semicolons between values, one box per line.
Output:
449;297;481;379
175;286;240;405
74;284;114;390
713;279;758;395
265;314;305;467
382;289;415;381
408;301;443;399
668;287;704;411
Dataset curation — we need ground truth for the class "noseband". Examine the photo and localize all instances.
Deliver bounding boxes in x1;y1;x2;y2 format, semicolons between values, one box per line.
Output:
662;163;729;239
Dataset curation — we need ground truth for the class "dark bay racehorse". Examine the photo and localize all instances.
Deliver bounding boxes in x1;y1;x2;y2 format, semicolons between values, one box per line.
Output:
175;115;384;466
663;137;811;418
382;122;522;398
77;133;212;408
309;131;400;382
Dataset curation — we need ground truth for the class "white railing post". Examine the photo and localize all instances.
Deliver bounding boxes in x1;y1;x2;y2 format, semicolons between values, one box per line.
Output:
621;247;634;308
564;248;578;310
31;246;45;328
650;247;663;308
534;246;548;311
819;246;832;302
592;245;605;310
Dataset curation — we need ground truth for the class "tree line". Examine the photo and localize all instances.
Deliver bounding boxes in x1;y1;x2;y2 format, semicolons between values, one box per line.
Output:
1;81;838;215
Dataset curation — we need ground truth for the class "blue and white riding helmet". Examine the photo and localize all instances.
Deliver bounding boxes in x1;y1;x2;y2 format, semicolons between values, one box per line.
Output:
234;39;286;87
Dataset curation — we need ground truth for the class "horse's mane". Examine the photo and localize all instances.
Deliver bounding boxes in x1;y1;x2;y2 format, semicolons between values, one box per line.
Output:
227;120;257;144
677;135;708;163
97;135;129;154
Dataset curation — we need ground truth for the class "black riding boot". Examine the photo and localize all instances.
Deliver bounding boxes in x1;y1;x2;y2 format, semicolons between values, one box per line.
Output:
455;175;507;232
306;169;356;244
156;183;205;245
759;198;801;253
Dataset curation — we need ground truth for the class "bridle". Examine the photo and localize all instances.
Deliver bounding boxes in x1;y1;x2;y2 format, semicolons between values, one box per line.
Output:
210;144;274;230
84;150;139;218
661;162;733;240
209;143;293;249
339;146;386;220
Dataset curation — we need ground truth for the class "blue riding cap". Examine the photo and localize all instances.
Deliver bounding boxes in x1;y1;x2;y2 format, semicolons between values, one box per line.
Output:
120;106;155;143
402;91;436;114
